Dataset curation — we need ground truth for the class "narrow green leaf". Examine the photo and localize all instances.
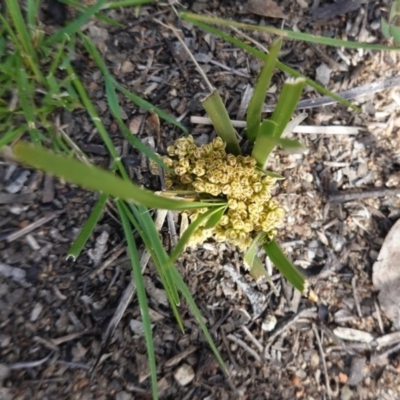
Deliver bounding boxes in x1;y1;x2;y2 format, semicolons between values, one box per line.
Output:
119;202;183;329
105;0;154;8
181;18;360;111
67;193;108;260
26;0;41;27
15;64;41;144
13;142;226;211
128;204;181;308
246;38;281;142
201;89;241;155
170;206;226;264
204;206;226;230
170;267;227;373
117;200;158;400
243;233;265;270
270;78;306;138
381;18;391;39
0;126;26;150
248;255;270;282
251;119;277;168
5;0;36;60
180;12;400;51
116;82;189;133
389;25;400;44
45;0;107;46
275;138;303;151
263;240;305;292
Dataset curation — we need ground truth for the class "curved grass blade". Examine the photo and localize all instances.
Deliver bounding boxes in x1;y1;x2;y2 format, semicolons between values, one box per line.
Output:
5;0;43;80
67;193;108;261
246;38;281;142
170;267;227;373
13;142;226;211
270;77;306;138
252;119;277;167
128;204;180;308
180;18;360;111
116;82;189;134
181;13;400;51
45;0;107;46
0;126;26;150
15;61;41;144
263;240;305;292
117;200;158;400
201;90;241;155
79;34;177;167
121;202;184;331
170;206;226;264
105;0;154;8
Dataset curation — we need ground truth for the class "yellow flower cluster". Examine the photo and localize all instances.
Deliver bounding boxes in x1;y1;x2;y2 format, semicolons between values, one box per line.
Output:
151;135;284;251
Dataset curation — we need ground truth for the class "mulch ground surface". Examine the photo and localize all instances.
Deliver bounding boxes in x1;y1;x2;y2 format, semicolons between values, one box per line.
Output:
1;0;400;399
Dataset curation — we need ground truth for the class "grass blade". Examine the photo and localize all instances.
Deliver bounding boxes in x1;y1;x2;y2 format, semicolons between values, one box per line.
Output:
67;193;108;260
180;17;360;111
246;38;281;142
170;267;227;373
251;120;277;167
15;63;41;144
181;12;400;51
13;142;226;210
105;0;154;8
170;206;226;264
116;82;189;133
263;240;305;292
122;202;183;330
270;78;306;138
116;200;158;400
45;0;107;46
201;89;241;155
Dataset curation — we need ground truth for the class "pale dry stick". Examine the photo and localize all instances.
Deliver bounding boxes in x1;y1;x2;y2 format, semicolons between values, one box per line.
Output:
226;333;261;362
153;18;214;92
8;352;54;370
33;336;59;352
329;187;400;203
240;325;263;353
51;329;95;346
190;116;362;135
351;276;363;319
312;323;332;400
4;211;63;243
374;301;385;335
372;342;400;365
208;59;250;78
265;307;317;350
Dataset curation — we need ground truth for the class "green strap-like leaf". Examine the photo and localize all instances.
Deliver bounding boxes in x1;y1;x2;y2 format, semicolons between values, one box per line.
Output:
170;206;226;264
202;89;241;155
246;38;281;142
67;193;108;261
117;200;159;400
13;142;226;211
270;78;306;138
263;240;305;292
180;17;360;111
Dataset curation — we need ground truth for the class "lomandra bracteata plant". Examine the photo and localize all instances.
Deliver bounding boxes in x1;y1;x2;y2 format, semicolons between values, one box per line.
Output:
151;135;284;251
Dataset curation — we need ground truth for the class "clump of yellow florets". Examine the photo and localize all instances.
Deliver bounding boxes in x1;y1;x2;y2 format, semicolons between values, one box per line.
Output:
150;135;284;251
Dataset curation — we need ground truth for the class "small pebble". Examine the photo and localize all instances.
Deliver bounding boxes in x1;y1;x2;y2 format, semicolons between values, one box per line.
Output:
261;314;277;332
174;363;195;386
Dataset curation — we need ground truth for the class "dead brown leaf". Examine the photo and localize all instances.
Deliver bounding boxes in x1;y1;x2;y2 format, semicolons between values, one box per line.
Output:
245;0;286;19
